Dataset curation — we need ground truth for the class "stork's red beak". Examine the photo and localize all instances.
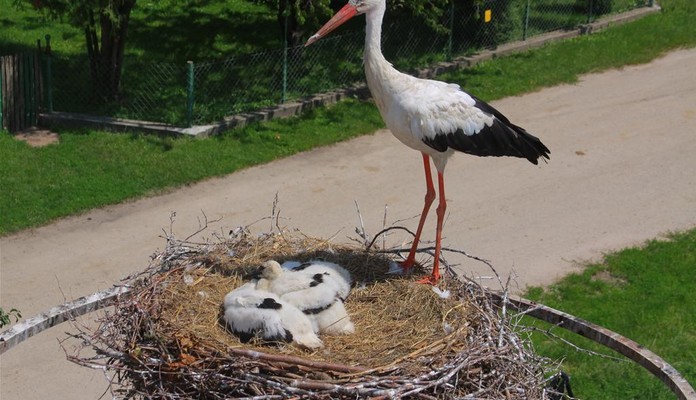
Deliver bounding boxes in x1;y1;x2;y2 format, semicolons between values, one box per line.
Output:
305;3;358;46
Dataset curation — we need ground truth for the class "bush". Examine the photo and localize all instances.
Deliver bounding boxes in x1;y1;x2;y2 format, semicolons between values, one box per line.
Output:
0;307;22;327
578;0;614;16
450;0;522;52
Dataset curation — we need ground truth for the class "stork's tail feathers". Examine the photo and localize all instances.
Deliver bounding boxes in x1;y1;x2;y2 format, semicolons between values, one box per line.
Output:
506;124;550;165
471;95;550;164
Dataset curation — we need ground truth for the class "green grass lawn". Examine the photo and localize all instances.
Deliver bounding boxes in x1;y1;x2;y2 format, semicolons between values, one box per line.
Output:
0;1;82;55
1;0;695;235
0;100;384;233
525;229;696;399
0;0;280;60
439;0;696;102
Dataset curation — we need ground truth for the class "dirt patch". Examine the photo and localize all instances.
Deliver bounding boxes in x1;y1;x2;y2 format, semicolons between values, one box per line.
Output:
13;127;59;147
591;270;627;286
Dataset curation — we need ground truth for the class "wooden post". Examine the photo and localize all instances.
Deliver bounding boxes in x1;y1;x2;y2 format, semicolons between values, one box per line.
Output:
0;56;3;131
44;34;53;113
8;55;17;131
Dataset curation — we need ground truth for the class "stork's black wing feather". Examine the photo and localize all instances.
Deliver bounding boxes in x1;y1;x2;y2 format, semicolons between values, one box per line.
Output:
422;95;550;164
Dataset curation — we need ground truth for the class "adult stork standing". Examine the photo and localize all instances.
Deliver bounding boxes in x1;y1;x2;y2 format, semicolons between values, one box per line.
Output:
306;0;550;284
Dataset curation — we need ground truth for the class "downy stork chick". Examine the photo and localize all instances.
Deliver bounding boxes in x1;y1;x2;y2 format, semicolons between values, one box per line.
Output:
258;260;355;335
288;260;352;300
223;282;324;349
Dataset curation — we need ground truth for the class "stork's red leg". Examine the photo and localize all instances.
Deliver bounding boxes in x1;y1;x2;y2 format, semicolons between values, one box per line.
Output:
417;172;446;284
401;153;435;271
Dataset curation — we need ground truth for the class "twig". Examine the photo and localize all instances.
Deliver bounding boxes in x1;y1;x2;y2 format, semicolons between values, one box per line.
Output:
354;200;369;247
382;204;388;250
185;210;222;242
227;348;368;374
366;226;417;251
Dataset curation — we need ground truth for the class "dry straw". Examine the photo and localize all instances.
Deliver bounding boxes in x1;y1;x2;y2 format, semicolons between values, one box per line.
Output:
66;222;557;399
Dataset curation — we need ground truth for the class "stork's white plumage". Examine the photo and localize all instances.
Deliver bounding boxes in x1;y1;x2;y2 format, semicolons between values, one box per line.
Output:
306;0;550;283
287;260;352;300
223;282;324;349
258;260;355;335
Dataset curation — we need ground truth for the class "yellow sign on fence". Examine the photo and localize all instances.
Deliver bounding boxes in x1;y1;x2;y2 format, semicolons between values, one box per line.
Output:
484;9;492;23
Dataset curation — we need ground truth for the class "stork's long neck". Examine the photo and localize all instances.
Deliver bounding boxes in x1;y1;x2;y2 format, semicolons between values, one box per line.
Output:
364;3;386;64
363;2;395;114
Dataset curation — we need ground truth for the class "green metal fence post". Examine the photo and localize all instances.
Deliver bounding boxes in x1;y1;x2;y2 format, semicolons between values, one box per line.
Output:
186;60;194;128
446;0;455;62
587;0;594;23
282;12;288;103
523;0;530;40
44;34;53;113
0;63;3;131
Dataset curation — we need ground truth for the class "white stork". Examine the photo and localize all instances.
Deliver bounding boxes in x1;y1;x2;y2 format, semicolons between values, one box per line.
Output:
306;0;550;284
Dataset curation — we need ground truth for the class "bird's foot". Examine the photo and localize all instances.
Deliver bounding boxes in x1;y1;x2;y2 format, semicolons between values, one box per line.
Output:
415;274;440;285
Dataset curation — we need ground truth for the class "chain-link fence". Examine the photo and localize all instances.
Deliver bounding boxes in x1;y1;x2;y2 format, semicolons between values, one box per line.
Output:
47;0;652;128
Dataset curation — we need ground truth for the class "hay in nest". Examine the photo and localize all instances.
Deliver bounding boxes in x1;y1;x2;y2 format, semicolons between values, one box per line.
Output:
67;227;555;399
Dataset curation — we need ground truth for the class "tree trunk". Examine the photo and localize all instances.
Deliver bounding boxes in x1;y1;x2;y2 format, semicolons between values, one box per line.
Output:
278;0;305;48
84;0;136;102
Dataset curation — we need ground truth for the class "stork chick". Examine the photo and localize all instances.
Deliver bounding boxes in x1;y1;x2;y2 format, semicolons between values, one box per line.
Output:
258;260;355;335
223;282;324;349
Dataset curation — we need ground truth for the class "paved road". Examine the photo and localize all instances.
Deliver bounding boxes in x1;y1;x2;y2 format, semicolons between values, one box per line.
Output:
1;48;695;399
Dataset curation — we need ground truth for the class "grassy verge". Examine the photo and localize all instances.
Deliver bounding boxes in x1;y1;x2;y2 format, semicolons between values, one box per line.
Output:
1;0;695;235
439;0;696;101
524;229;696;399
0;101;384;234
0;0;279;60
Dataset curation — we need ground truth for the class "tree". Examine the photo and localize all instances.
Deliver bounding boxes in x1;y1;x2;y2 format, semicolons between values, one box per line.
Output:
256;0;451;48
259;0;333;47
18;0;137;101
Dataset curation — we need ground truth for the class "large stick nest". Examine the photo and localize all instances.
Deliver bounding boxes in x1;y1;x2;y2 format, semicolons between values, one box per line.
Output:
67;224;556;399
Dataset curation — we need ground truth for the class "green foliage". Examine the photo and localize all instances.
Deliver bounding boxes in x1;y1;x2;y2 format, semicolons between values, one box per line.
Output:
584;0;613;15
0;1;82;55
126;0;279;60
13;0;133;27
388;0;451;34
525;229;696;399
0;307;22;327
14;0;138;100
447;0;522;52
